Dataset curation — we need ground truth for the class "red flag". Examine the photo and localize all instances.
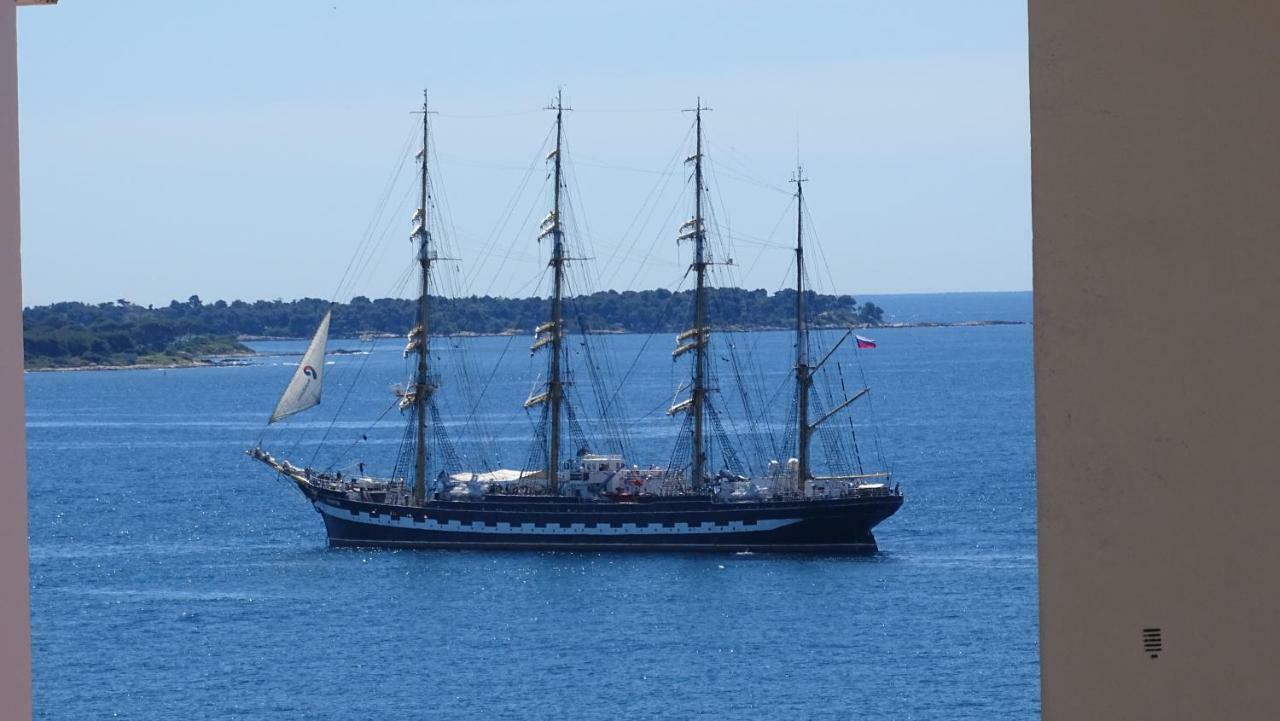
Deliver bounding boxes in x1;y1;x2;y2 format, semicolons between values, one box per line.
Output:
855;335;877;349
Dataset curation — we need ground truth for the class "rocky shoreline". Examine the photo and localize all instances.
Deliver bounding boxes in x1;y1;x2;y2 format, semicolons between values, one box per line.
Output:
24;355;253;374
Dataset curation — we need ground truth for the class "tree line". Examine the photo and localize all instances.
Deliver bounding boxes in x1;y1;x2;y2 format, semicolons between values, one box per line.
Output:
23;289;884;367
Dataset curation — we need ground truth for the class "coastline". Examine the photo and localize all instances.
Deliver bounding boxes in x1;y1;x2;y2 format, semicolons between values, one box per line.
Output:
24;320;1026;373
246;318;1028;342
24;355;253;374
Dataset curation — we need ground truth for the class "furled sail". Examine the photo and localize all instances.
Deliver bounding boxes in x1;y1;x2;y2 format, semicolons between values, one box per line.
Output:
269;309;331;423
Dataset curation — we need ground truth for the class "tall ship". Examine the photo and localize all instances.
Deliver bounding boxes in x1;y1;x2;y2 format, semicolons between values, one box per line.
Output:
248;91;902;552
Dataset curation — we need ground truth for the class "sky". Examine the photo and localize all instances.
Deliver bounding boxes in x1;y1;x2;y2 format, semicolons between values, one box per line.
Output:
16;1;1030;307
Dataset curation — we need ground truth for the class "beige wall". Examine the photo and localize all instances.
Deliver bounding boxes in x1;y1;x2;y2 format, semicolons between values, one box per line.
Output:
0;2;33;719
1032;2;1280;719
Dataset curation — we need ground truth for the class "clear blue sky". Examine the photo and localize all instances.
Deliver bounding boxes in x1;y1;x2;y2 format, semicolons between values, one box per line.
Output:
17;1;1029;307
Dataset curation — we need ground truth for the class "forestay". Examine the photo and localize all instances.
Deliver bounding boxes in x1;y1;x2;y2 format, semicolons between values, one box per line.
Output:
269;310;331;423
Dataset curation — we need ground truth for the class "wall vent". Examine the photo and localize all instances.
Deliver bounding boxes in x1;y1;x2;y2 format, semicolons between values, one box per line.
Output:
1143;627;1163;658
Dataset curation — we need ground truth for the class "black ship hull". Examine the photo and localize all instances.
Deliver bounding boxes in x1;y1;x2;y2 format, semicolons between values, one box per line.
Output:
303;485;903;553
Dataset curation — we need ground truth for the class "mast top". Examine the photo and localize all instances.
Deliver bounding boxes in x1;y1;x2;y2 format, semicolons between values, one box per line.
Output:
413;88;438;117
682;97;713;115
544;87;573;114
792;165;808;191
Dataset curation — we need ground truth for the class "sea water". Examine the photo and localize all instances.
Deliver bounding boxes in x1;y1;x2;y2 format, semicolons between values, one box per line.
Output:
26;297;1037;720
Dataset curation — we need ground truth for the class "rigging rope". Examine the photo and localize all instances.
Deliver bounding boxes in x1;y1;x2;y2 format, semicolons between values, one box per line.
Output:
707;403;748;478
322;397;401;474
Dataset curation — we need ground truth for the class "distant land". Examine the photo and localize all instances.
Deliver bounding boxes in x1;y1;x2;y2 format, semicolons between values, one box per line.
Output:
22;289;1030;370
858;291;1032;325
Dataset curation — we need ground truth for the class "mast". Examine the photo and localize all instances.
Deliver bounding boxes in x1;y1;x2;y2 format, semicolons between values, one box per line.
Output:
793;167;812;490
412;90;435;505
669;100;719;490
690;100;709;490
546;90;567;494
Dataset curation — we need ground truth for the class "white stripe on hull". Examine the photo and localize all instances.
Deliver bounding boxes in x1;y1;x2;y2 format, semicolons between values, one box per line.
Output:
315;501;800;536
327;538;878;552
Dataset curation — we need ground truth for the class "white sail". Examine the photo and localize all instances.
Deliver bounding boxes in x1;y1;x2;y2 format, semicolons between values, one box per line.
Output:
269;309;331;423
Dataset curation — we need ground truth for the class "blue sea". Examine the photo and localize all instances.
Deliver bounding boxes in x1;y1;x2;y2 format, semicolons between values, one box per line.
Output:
25;292;1037;720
